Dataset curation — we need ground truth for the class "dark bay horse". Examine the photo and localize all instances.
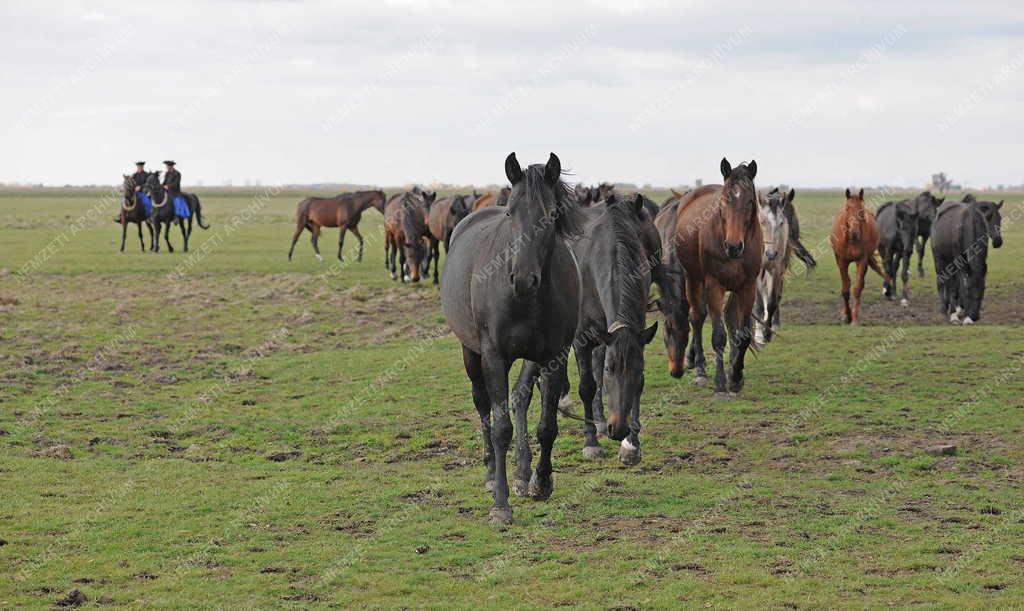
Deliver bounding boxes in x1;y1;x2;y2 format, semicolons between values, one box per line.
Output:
384;190;434;282
441;153;585;525
143;173;209;253
910;191;945;276
876;199;917;305
288;190;386;262
830;188;888;324
653;195;690;378
931;198;1003;324
117;175;153;252
674;159;763;395
426;194;472;284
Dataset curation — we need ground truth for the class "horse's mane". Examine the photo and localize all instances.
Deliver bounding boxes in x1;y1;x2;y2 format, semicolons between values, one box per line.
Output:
876;201;894;215
521;164;585;239
399;192;425;237
603;198;650;374
677;184;720;212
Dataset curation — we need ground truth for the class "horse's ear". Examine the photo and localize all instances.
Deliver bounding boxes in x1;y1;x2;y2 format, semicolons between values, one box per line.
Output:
544;152;561;185
671;188;683;198
642;322;658;345
845;188;851;199
858;188;864;199
787;188;796;204
505;152;523;185
632;193;644;216
936;197;945;205
720;158;732;179
747;160;757;179
997;200;1004;209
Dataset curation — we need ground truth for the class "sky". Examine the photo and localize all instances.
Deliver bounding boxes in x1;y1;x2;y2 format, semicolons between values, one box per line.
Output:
3;0;1023;188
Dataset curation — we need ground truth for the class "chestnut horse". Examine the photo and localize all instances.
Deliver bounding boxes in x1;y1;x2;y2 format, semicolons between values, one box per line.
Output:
829;188;889;324
472;187;510;211
288;190;386;262
674;159;763;395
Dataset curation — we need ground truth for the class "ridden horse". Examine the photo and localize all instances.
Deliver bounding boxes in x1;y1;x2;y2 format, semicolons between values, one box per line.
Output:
143;173;209;253
931;198;1003;324
384;190;434;282
117;175;154;252
426;194;472;284
653;195;690;378
830;188;888;324
910;191;945;277
753;188;791;347
876;199;917;305
441;153;585;525
674;159;763;395
287;190;386;262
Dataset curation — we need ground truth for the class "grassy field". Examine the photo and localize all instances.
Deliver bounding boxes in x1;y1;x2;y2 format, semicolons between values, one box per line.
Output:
1;185;1023;609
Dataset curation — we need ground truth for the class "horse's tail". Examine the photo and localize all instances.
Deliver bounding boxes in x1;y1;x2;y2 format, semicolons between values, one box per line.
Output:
791;238;817;271
192;194;210;229
294;198;315;228
868;251;889;282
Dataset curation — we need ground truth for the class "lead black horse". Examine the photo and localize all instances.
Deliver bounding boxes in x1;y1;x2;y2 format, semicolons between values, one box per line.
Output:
117;174;154;252
441;153;585;525
931;197;1003;324
142;173;209;252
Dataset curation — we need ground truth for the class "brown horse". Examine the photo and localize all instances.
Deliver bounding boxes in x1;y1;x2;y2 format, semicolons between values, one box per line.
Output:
426;194;472;284
384;190;435;282
674;159;763;395
288;190;386;262
472;187;510;211
830;188;889;324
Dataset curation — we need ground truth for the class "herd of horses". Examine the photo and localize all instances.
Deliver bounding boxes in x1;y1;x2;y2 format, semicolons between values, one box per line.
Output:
117;173;209;252
117;155;1005;524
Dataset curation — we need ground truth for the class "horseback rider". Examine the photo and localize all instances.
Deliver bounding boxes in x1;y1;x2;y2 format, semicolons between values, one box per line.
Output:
162;160;182;199
131;161;148;191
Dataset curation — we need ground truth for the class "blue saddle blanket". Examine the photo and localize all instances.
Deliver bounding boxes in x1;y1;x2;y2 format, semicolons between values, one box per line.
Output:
138;192;153;216
173;195;190;218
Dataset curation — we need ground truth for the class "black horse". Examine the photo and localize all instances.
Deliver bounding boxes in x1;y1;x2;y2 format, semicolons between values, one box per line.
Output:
931;197;1003;324
143;173;209;252
441;153;585;525
876;199;917;305
508;193;661;470
910;191;945;277
117;174;154;252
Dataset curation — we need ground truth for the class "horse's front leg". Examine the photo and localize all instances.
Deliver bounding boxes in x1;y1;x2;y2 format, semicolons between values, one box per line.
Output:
337;225;347;262
137;221;145;252
590;344;607;435
851;259;868;324
705;280;728;396
686;280;708;384
349;226;364;262
179;219;188;252
120;220;128;252
480;343;513;525
899;249;912;305
916;236;927;278
836;256;852;323
164;220;175;253
531;351;568;501
152;221;161;253
575;341;601;457
463;347;495;492
509;361;539;496
728;284;756;394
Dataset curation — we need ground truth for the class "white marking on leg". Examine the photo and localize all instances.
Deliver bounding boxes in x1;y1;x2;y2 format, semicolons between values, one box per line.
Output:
962;316;974;325
900;298;909;307
315;253;323;262
621;438;637;452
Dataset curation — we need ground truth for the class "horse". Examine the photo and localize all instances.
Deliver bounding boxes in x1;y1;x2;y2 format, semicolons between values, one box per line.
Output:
674;159;763;395
142;173;209;253
931;198;1003;324
661;188;687;209
767;187;816;272
829;188;888;324
472;187;510;211
117;174;153;252
287;190;386;262
753;188;792;347
384;190;434;282
876;199;917;306
653;194;690;378
426;194;472;284
441;153;585;525
910;191;945;277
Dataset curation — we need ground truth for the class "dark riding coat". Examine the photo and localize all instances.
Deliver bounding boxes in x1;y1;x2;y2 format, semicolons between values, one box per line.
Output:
163;168;182;195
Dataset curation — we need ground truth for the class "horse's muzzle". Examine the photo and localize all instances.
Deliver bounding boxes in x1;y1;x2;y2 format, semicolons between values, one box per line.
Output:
510;272;539;299
725;240;745;259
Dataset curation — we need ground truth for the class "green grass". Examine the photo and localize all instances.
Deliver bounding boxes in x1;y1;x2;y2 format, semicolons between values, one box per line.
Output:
1;187;1023;608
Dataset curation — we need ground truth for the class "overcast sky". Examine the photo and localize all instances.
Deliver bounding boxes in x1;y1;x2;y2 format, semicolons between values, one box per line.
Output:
3;1;1023;188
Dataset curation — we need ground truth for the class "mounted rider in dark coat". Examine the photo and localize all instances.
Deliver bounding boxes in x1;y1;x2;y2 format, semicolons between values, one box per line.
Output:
131;161;149;191
162;160;182;198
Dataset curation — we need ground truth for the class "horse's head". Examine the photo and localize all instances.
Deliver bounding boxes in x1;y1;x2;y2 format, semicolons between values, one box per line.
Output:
602;321;658;441
974;199;1004;248
122;174;134;194
503;152;584;300
719;158;758;259
451;195;471;224
401;196;426;282
369;189;387;213
144;171;161;194
759;188;790;263
843;188;866;241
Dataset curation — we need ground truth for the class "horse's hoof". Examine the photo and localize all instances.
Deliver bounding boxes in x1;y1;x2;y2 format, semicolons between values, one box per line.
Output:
712;391;731;401
962;317;975;326
315;254;324;262
693;375;708;387
512;479;530;497
582;446;603;459
488;506;513;526
900;298;909;307
528;473;553;500
595;420;608;436
619;439;641;466
949;313;960;324
729;381;744;394
485;479;495;492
